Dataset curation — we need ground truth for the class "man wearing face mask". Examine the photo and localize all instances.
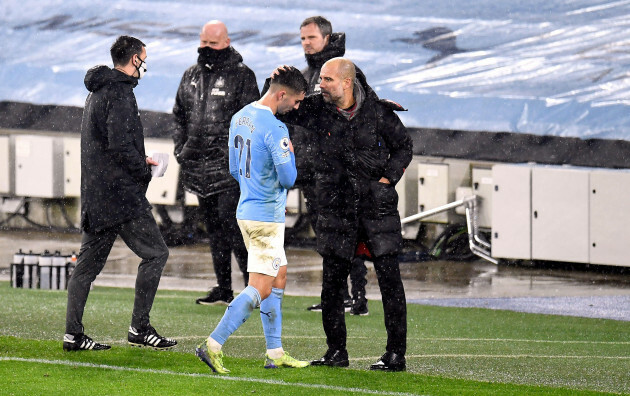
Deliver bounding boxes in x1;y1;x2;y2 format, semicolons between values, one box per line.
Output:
64;35;176;351
173;20;260;305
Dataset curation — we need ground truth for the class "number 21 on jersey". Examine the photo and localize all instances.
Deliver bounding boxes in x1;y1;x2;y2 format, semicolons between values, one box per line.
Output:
234;134;251;178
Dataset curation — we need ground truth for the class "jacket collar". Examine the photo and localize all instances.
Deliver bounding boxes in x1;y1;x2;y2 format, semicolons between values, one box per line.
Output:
84;65;137;92
112;68;139;88
324;68;378;118
197;46;243;68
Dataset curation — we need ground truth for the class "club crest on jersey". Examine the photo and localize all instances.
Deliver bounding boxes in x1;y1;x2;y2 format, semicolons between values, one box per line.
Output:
280;137;290;151
210;77;226;96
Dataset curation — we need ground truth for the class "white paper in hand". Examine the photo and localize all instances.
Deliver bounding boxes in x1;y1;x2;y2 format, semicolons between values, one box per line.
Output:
150;153;169;177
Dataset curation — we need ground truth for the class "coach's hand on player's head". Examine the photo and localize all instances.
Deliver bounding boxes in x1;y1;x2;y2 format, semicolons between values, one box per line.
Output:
270;65;290;79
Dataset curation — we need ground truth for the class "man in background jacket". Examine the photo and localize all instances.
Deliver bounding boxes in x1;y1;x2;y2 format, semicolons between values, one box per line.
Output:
172;20;260;305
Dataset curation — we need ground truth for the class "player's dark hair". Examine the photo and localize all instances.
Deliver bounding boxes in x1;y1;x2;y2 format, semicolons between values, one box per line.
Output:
110;36;145;67
300;16;332;39
270;66;308;94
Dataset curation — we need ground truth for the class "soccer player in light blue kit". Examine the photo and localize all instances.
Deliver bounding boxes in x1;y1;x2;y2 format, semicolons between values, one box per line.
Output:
196;66;309;373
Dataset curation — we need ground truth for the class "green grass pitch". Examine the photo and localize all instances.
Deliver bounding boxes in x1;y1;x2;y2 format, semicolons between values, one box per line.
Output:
0;282;628;395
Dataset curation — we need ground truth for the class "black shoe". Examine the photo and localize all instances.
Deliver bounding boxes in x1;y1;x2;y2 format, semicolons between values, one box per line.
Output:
128;325;177;350
311;349;349;367
196;286;234;305
63;333;111;351
350;296;369;316
306;302;322;312
307;299;352;313
369;351;406;372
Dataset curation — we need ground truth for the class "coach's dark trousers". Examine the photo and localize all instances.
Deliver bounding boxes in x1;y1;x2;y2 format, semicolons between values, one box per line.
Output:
65;210;169;334
320;252;407;356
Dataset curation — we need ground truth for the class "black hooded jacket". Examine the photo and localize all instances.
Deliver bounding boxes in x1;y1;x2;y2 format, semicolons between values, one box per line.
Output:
281;70;413;260
292;32;350;188
80;65;152;233
172;46;259;197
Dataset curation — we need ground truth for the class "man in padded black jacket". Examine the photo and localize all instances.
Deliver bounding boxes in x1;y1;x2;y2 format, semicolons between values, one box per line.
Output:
298;16;370;316
172;20;260;305
65;35;176;352
278;58;412;371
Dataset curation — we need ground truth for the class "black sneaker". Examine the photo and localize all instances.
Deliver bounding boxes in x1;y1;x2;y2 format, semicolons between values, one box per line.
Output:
350;298;369;316
306;302;322;312
196;286;234;305
63;333;111;351
128;325;177;350
307;299;352;312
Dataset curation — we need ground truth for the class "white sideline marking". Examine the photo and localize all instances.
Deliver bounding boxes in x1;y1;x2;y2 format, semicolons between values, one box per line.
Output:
232;335;630;345
0;357;423;396
413;337;630;345
108;335;630;345
350;354;630;361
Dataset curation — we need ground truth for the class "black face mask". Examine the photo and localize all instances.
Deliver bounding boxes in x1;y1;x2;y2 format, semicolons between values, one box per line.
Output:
197;46;231;65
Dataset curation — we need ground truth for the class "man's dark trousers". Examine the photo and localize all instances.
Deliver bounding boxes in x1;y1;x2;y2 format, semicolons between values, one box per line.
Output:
303;182;367;301
320;252;407;355
65;209;169;334
198;189;249;289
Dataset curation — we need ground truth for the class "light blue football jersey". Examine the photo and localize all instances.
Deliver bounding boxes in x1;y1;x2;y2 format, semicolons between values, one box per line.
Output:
229;102;296;223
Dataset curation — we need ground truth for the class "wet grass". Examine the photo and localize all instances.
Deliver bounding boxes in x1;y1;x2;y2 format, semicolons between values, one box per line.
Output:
0;282;628;395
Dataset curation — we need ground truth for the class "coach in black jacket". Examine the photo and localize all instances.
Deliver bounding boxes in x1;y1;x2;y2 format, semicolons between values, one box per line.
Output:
280;58;412;371
298;16;370;316
65;36;176;352
172;21;260;305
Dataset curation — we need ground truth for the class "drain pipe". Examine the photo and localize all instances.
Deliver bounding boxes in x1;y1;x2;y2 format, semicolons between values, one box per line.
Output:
401;195;498;265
